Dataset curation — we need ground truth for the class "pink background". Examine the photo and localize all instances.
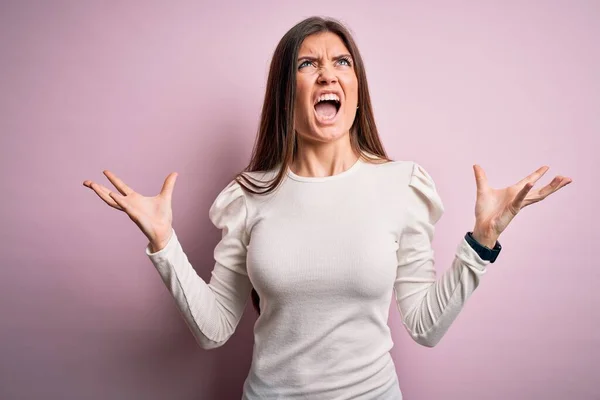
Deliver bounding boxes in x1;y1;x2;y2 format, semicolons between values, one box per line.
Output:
1;1;597;399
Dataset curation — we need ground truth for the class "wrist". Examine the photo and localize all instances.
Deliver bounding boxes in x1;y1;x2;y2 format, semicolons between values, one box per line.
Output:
471;227;498;248
150;227;173;253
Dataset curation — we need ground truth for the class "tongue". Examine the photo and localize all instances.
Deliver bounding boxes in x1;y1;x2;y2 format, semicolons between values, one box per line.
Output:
315;102;337;118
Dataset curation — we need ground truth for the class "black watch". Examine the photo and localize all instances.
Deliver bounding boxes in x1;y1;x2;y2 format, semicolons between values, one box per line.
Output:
464;231;502;263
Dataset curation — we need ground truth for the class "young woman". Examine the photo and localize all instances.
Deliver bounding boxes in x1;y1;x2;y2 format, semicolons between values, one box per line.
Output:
83;16;572;400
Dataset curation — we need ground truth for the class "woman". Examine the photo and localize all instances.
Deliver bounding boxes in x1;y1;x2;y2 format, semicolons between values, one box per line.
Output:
83;16;571;400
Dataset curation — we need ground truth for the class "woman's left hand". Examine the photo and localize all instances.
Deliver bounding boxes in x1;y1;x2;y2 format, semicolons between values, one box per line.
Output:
471;164;572;248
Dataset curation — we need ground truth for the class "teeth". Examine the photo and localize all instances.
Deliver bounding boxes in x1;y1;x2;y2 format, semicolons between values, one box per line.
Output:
315;93;340;104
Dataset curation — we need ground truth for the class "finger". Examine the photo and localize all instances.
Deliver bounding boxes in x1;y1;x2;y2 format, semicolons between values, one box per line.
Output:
537;176;561;197
108;191;132;214
556;176;573;188
103;170;135;196
86;181;123;210
473;164;488;191
511;182;534;212
160;172;178;199
518;165;549;186
543;176;573;196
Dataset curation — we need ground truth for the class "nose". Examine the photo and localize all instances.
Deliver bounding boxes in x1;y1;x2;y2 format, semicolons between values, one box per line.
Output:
318;65;337;85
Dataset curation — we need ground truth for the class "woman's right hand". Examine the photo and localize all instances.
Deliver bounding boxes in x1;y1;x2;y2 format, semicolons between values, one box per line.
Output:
83;170;178;252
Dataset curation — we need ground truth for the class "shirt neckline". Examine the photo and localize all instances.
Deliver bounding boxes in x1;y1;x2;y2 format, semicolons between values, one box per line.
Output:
286;155;363;183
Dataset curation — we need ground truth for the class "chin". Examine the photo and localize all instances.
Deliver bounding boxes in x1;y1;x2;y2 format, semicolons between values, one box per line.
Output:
304;124;349;143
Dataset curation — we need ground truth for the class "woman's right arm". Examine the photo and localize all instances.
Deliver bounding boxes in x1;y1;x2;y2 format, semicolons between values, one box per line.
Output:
83;170;252;350
145;180;253;350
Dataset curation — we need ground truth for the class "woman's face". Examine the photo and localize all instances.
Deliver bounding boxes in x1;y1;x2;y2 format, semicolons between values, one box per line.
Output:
293;31;358;145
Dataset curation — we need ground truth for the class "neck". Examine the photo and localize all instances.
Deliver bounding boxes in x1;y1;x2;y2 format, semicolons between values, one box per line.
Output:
291;133;359;178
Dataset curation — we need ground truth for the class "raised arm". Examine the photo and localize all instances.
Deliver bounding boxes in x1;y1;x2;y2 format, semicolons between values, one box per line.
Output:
393;162;491;348
146;180;253;350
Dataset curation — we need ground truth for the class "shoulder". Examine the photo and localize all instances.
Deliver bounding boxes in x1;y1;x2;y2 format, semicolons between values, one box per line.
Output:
209;178;247;224
359;152;416;185
215;168;279;198
401;161;444;224
363;157;443;217
210;167;280;218
374;158;441;199
363;154;438;187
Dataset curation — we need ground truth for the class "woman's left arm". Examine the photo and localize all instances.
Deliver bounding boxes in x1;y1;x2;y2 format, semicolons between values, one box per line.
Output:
394;162;572;348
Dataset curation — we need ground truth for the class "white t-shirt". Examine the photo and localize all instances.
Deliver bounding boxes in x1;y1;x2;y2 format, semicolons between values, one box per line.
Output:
146;154;491;399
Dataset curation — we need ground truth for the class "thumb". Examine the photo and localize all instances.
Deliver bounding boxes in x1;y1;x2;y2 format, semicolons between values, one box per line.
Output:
473;164;488;192
160;172;178;199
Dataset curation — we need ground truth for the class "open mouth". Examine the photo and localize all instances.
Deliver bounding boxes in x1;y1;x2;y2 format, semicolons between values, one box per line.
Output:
314;95;341;122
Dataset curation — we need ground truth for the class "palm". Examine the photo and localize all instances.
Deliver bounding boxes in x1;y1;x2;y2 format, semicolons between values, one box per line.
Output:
121;191;173;238
83;170;178;246
473;165;572;238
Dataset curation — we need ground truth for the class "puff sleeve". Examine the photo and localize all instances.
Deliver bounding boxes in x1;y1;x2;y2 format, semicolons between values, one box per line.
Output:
145;179;253;350
394;162;491;348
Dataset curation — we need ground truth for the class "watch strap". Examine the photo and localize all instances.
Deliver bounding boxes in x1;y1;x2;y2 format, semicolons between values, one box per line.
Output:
465;231;502;263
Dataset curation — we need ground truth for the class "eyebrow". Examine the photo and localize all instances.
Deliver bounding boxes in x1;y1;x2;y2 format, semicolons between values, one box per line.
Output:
297;53;353;62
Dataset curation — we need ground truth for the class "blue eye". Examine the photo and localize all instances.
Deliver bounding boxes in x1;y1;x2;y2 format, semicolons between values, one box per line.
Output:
298;57;352;70
338;57;352;66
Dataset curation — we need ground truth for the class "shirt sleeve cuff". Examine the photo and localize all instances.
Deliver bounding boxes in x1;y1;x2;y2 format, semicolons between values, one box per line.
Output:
145;228;177;258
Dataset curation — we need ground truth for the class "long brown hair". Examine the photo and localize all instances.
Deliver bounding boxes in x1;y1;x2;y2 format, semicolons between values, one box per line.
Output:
235;16;391;315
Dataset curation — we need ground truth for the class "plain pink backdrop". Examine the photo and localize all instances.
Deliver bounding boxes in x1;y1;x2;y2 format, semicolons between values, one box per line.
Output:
1;1;597;399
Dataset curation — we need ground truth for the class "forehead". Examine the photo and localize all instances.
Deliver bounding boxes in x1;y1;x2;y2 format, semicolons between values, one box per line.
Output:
298;31;350;56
